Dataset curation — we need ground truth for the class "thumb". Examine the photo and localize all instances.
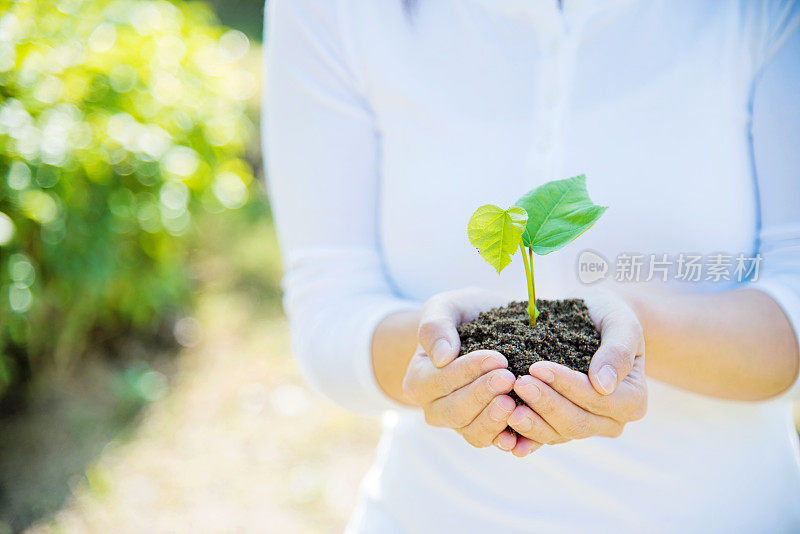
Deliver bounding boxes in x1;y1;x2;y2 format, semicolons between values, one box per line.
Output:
418;298;461;368
588;309;642;395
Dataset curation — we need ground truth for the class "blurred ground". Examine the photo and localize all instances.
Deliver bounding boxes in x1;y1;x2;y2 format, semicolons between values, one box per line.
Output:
0;211;381;533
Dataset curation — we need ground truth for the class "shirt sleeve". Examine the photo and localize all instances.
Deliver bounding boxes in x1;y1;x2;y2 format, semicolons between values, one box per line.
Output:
263;0;418;414
749;22;800;400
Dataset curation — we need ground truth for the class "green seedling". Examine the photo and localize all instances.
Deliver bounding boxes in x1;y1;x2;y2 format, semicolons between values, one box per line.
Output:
467;174;607;325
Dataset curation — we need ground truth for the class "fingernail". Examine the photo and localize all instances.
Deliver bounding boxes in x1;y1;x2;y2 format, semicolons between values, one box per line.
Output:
597;365;618;394
530;365;554;384
481;353;507;372
488;372;514;395
494;434;514;451
431;339;451;365
516;376;540;402
489;396;515;421
509;410;533;432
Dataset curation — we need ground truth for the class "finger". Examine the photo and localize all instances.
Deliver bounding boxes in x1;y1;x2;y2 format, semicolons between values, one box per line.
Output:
530;362;610;415
403;349;508;404
507;404;565;445
514;376;623;439
457;395;516;448
418;296;461;367
426;368;515;428
511;436;542;458
589;308;643;395
493;429;517;452
530;358;647;421
616;355;648;422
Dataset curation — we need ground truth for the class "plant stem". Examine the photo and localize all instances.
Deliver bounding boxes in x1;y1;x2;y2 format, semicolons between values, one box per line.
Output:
520;244;539;325
529;246;535;302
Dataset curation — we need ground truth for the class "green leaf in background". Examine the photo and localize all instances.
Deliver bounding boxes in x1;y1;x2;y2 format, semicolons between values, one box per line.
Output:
515;174;607;255
467;205;528;274
0;0;260;395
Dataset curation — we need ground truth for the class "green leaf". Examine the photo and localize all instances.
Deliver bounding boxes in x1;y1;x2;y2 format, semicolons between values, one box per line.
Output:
515;174;607;255
467;204;528;273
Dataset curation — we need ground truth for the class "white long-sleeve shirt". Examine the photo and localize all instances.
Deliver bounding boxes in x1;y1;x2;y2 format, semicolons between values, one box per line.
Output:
264;1;800;532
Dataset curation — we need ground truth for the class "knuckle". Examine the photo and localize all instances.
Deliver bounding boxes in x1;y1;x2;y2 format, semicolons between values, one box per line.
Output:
442;403;470;429
603;342;635;375
622;385;648;421
607;341;634;361
563;417;591;439
418;317;451;345
401;374;425;404
423;408;440;427
586;396;610;415
468;350;492;371
474;371;501;402
628;398;648;422
519;419;558;445
535;394;555;415
606;424;624;438
432;371;452;394
471;380;489;405
600;308;624;330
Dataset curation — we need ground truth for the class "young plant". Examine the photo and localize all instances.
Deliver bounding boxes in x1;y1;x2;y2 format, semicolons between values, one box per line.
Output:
467;174;607;326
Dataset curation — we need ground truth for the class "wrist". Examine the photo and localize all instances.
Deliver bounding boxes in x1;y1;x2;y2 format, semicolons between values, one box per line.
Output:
372;309;421;406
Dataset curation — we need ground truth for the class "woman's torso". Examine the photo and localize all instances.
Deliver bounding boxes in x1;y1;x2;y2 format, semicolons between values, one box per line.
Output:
342;0;800;531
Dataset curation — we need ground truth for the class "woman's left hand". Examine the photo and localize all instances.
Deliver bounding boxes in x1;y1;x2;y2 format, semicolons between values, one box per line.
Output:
507;291;648;457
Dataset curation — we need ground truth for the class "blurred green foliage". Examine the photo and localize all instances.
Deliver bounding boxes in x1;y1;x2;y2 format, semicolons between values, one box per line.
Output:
205;0;265;42
0;0;259;393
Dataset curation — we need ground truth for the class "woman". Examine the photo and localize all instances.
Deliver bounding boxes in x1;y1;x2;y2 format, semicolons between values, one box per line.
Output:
265;1;800;532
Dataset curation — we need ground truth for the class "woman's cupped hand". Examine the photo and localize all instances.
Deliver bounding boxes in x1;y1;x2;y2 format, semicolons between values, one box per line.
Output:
401;288;647;457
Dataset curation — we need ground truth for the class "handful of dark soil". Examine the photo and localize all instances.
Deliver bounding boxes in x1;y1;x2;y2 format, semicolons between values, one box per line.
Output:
457;299;600;402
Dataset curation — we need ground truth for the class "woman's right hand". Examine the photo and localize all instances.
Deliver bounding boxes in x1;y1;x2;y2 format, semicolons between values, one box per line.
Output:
401;288;527;454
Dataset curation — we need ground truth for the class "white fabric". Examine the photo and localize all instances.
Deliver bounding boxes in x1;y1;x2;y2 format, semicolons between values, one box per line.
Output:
264;0;800;532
